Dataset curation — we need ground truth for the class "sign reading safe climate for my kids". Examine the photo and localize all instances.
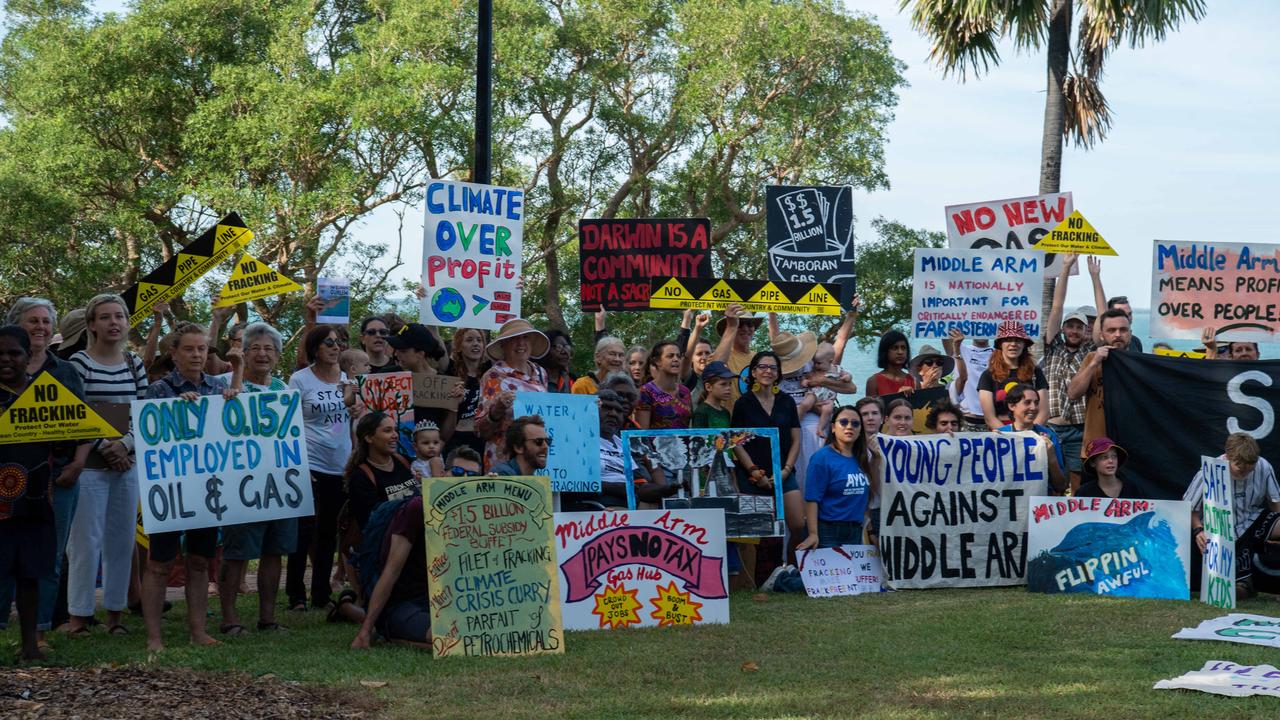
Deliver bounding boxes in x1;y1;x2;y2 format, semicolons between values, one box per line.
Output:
1199;455;1236;609
1025;496;1191;600
579;218;711;311
945;192;1072;274
877;432;1048;589
1149;240;1280;342
425;476;563;658
910;248;1043;339
420;180;523;330
132;391;314;534
554;509;728;630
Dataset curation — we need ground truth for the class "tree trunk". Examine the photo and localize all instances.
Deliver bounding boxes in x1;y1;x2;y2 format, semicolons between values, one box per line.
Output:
1038;0;1072;356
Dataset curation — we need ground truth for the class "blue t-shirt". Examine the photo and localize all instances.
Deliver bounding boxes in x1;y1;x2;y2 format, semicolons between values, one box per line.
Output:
998;423;1066;471
803;446;872;523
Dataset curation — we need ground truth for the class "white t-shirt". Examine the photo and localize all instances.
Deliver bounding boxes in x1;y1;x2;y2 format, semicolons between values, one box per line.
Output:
287;366;351;475
1183;455;1280;539
954;344;994;416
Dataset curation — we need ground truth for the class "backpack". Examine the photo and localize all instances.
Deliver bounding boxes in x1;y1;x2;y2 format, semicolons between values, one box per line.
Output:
352;496;413;609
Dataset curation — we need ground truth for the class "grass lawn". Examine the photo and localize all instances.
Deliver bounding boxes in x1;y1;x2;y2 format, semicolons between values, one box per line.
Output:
9;588;1280;719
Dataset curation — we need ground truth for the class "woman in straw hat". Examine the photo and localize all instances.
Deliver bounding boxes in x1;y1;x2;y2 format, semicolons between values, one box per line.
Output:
475;318;549;472
978;320;1048;430
771;330;819;492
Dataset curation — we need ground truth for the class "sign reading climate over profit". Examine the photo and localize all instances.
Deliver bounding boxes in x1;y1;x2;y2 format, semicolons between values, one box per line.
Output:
910;249;1042;339
420;180;524;331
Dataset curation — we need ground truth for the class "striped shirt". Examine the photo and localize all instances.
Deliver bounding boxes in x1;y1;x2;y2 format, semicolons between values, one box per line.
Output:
69;351;149;452
1183;456;1280;539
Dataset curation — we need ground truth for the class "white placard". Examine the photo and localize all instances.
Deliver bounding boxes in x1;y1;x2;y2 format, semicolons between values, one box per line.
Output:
800;545;885;597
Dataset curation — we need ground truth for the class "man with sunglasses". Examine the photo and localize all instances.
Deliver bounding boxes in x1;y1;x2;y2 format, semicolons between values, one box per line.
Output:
490;416;550;477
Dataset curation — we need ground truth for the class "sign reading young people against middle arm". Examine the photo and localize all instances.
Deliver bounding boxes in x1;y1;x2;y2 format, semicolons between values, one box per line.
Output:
579;218;711;311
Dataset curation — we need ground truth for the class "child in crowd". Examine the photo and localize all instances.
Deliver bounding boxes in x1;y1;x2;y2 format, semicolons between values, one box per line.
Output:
691;361;736;429
410;421;445;480
339;349;372;416
803;342;839;438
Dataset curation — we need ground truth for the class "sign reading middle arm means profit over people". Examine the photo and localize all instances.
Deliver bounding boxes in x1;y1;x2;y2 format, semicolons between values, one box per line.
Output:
579;218;711;311
1149;240;1280;342
910;248;1043;339
420;180;523;330
131;390;314;534
121;213;253;326
648;278;843;315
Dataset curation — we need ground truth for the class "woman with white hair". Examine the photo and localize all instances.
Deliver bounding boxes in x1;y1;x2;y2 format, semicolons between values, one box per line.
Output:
571;335;626;395
63;294;149;636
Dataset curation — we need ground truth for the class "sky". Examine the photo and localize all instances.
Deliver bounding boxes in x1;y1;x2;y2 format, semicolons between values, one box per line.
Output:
48;1;1280;312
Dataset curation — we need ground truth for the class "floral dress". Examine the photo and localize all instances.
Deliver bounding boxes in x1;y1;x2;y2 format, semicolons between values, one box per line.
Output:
476;361;548;471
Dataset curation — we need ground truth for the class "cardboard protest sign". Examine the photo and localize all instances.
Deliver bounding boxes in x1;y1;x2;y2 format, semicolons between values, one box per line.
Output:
1155;660;1280;698
515;393;601;494
554;509;728;630
1153;347;1206;359
1149;240;1280;342
316;277;350;324
424;476;562;658
214;253;303;307
420;180;523;330
579;218;711;311
945;192;1073;273
879;386;949;434
877;432;1049;588
121;213;253;326
765;186;856;299
1172;614;1280;649
1037;210;1116;256
1199;456;1236;609
800;545;885;598
132;390;313;533
648;278;843;316
1025;496;1191;600
910;248;1043;339
357;372;414;457
0;373;120;445
622;428;784;537
1101;352;1280;499
412;374;461;411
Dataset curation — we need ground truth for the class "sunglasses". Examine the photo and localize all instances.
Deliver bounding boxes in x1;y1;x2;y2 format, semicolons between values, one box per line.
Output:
321;337;341;347
450;466;481;477
919;358;943;367
364;328;390;337
836;418;860;427
527;436;553;447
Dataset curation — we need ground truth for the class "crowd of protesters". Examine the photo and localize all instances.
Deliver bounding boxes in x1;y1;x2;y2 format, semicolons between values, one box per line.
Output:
1;250;1278;660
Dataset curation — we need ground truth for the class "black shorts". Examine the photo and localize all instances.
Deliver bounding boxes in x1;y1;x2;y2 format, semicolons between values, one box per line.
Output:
0;519;55;581
149;527;220;563
1242;510;1280;593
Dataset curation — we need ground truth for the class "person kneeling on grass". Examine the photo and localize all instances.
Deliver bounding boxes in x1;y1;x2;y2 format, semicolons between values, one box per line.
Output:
351;448;484;649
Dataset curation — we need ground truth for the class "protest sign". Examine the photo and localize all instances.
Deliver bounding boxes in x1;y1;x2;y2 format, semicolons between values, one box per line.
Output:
357;372;414;457
131;390;314;534
515;393;601;494
316;277;350;324
910;248;1043;339
800;545;885;598
554;509;728;630
879;386;949;434
1149;240;1280;342
1155;660;1280;698
765;186;856;300
579;218;711;311
876;432;1049;588
1025;495;1191;600
420;180;523;330
648;277;843;316
1154;347;1206;359
412;374;462;412
1036;210;1116;256
1101;352;1280;498
0;373;120;445
121;213;253;326
622;428;784;537
1199;456;1236;609
214;253;303;307
945;192;1072;273
1172;614;1280;649
424;475;562;658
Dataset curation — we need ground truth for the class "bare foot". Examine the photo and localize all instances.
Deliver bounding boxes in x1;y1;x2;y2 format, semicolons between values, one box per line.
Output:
191;632;221;647
19;647;48;662
146;638;165;653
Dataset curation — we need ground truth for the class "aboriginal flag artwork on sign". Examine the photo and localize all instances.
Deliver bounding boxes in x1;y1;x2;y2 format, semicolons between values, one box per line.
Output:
579;218;712;311
647;277;843;315
121;213;254;327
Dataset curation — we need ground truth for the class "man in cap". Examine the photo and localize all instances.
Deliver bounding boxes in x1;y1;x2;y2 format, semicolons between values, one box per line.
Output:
1043;254;1107;489
711;303;763;403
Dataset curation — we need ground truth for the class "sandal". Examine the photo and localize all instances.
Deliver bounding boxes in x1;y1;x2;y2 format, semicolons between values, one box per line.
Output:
65;626;92;638
288;601;308;612
107;624;129;636
327;589;358;623
256;621;287;633
219;623;247;636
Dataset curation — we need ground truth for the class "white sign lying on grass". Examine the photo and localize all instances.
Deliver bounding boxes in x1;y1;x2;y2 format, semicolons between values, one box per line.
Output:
1172;614;1280;649
1154;660;1280;698
800;545;885;597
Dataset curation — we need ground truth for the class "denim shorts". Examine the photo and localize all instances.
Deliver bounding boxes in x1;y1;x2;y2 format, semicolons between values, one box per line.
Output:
814;519;863;549
222;517;299;560
1048;423;1084;473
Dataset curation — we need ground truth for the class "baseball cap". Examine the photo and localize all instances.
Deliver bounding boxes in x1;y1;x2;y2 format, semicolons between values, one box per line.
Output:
1063;307;1090;327
701;360;736;384
388;323;444;358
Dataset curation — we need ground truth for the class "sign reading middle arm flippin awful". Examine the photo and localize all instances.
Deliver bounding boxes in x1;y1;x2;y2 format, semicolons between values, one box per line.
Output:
910;248;1043;339
647;277;842;315
420;180;523;330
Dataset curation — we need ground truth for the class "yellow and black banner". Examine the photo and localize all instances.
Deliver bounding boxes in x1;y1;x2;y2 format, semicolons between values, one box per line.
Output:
0;373;121;445
122;213;254;326
648;277;844;315
214;252;303;307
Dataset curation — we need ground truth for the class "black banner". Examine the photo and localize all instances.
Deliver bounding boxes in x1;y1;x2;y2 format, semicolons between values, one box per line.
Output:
1103;351;1280;499
765;186;855;301
578;218;711;311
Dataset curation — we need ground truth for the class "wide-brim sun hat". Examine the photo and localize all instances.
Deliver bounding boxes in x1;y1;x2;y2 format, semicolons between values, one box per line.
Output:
1084;437;1128;468
716;311;762;337
994;320;1033;347
772;331;818;375
908;344;955;381
485;318;549;361
58;309;87;349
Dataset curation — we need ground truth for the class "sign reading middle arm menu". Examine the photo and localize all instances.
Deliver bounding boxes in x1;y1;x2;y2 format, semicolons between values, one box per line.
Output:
910;248;1043;339
876;432;1048;589
1149;240;1280;342
132;391;313;533
420;180;523;330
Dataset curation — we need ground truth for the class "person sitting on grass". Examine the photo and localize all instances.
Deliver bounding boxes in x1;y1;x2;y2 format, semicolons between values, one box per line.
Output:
997;383;1066;495
350;447;483;650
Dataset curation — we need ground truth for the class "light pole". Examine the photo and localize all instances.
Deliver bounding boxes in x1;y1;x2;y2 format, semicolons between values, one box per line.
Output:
474;0;492;184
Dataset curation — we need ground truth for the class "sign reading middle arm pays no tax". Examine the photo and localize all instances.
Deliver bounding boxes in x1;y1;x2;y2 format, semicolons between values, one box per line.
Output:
420;180;523;330
911;248;1043;339
132;391;314;533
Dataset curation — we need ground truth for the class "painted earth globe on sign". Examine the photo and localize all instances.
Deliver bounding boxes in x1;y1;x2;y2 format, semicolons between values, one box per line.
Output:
431;287;465;323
